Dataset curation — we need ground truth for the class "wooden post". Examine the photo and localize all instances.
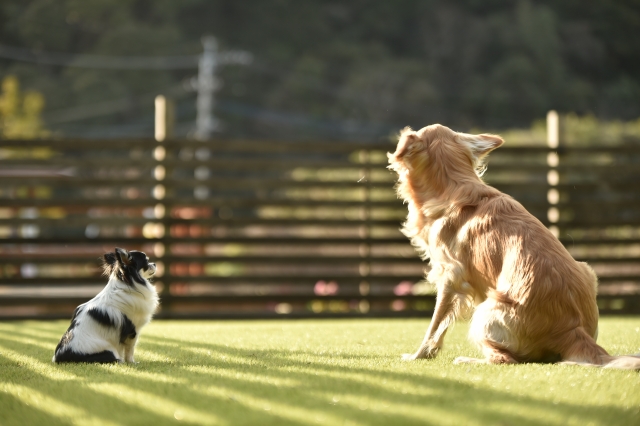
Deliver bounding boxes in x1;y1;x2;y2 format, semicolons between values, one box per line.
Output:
546;110;560;238
153;95;174;314
154;95;174;142
358;149;372;313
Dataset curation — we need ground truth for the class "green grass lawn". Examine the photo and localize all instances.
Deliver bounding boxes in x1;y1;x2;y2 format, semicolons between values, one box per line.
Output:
1;318;639;426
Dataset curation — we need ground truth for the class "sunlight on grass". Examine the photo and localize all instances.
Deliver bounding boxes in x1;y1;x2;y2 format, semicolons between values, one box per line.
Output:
198;383;358;426
3;383;120;426
0;344;78;381
0;319;639;425
88;382;223;425
186;365;302;388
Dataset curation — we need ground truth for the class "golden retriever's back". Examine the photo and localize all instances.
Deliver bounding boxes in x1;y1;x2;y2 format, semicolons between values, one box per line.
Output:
462;193;600;354
389;124;640;368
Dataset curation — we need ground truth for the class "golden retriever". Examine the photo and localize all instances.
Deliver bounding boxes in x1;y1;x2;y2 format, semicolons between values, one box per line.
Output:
388;124;640;369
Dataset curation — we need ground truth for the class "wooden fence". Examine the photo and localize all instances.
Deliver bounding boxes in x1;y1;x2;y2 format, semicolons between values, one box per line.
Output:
0;139;639;319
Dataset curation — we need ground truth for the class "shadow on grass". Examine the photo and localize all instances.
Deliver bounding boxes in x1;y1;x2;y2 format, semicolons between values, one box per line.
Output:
141;333;638;425
0;321;638;426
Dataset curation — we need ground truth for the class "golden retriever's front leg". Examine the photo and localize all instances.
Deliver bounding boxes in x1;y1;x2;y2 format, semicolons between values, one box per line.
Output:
403;287;456;360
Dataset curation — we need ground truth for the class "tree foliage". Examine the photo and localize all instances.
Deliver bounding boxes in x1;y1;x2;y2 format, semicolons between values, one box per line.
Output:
1;0;639;139
0;75;48;139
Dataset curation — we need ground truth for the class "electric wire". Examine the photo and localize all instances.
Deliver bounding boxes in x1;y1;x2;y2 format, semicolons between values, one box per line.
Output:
0;44;200;69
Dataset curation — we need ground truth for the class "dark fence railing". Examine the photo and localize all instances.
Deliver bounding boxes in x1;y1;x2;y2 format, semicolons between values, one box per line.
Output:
1;139;639;319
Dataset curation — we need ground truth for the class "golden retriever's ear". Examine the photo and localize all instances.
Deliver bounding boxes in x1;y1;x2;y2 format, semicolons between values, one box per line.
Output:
389;127;419;160
458;133;504;158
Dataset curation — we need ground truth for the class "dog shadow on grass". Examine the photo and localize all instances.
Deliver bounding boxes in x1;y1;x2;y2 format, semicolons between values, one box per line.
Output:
0;322;638;426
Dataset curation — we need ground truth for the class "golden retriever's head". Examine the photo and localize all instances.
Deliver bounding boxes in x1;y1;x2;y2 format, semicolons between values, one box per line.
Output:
388;124;504;184
387;124;504;206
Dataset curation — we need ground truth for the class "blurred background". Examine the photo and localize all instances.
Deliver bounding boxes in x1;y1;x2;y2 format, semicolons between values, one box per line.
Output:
1;0;640;319
1;0;640;142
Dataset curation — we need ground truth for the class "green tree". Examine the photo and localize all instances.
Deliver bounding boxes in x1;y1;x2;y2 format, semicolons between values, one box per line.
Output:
0;75;49;139
1;0;640;138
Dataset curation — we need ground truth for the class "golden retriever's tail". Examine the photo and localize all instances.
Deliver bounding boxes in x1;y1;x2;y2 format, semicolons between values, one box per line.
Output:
559;327;640;370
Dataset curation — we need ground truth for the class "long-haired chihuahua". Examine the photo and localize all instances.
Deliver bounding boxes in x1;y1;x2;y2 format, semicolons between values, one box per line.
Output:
388;124;640;369
53;248;159;363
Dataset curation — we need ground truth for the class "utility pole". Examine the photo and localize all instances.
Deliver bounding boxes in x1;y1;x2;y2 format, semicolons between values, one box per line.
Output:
193;36;252;141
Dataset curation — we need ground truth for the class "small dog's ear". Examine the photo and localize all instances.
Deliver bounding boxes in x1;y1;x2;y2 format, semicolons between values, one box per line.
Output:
103;252;117;265
101;252;117;276
389;127;419;161
115;248;131;267
458;133;504;158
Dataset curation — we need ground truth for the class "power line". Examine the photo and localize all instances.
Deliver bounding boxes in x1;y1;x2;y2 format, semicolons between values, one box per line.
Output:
1;42;398;138
42;83;189;124
0;44;200;70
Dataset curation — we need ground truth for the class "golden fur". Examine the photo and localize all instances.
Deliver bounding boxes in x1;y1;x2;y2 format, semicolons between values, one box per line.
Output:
388;124;640;369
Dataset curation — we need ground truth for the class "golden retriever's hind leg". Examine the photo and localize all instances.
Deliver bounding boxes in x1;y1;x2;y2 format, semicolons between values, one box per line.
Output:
454;343;518;365
557;326;611;367
453;356;486;364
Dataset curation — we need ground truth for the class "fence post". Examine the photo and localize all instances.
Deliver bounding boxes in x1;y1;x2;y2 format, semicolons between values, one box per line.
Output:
358;148;372;314
154;95;174;142
546;110;561;238
154;95;173;315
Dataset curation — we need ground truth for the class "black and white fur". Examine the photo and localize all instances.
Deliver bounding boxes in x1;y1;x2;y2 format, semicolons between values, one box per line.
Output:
53;248;159;363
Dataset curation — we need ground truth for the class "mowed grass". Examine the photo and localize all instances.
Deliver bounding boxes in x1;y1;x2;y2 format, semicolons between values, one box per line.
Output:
0;318;639;426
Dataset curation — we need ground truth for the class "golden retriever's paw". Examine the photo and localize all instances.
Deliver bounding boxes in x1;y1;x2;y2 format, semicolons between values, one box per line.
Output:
420;346;440;359
453;356;484;364
403;346;439;360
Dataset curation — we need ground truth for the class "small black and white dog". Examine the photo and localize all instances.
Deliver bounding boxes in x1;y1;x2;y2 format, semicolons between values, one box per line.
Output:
53;248;159;363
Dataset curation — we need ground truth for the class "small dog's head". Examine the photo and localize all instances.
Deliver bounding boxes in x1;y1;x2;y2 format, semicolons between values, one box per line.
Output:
388;124;504;190
102;248;156;286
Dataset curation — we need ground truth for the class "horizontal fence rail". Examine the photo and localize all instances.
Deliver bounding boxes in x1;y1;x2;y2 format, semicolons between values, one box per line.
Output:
0;139;639;319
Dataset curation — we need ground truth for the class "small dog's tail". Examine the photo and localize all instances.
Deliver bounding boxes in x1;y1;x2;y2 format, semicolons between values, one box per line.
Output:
559;327;640;370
